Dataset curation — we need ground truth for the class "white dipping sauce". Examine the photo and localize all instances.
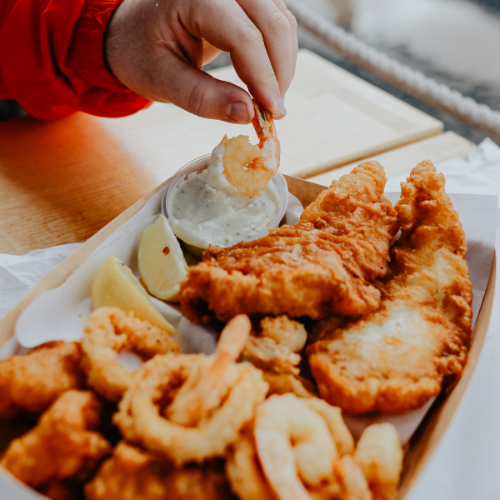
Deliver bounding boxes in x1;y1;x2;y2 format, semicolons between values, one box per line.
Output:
168;168;280;249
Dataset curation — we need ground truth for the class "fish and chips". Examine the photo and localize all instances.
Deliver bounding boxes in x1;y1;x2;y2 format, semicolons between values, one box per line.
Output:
0;155;475;500
180;161;399;323
307;162;473;413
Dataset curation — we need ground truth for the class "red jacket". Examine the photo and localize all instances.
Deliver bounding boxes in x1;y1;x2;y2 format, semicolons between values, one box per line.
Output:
0;0;150;119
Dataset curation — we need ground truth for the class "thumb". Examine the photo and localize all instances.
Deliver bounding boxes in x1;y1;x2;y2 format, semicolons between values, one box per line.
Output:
157;53;255;124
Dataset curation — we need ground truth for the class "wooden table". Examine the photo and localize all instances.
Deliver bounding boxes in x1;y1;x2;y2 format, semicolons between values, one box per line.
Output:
0;49;476;256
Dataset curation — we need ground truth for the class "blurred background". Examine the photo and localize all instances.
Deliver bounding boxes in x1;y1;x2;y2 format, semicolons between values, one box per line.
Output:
2;0;499;143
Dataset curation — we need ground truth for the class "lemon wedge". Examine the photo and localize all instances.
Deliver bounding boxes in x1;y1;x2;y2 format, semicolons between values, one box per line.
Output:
91;254;176;334
138;214;189;302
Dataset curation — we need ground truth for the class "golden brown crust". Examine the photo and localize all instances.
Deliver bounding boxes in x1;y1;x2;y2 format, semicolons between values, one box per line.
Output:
85;442;232;500
81;307;180;402
0;390;110;493
113;354;268;466
180;161;398;323
0;341;84;419
308;161;473;414
225;429;276;500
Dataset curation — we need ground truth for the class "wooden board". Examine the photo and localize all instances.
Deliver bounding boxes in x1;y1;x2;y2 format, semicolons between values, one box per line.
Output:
310;131;477;186
97;50;444;181
0;49;443;255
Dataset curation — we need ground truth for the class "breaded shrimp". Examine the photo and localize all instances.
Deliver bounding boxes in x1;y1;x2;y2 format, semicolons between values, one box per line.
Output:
0;341;84;419
207;102;280;197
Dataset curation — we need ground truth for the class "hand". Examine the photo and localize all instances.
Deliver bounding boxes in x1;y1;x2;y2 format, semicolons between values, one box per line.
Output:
105;0;298;124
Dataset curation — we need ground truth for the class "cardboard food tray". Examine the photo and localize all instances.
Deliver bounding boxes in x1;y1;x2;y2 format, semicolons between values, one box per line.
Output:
0;174;495;500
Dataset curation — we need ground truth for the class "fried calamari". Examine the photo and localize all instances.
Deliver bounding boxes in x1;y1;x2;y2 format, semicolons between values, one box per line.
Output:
0;341;84;419
308;161;473;413
180;161;398;323
1;390;110;496
81;307;180;402
114;353;267;465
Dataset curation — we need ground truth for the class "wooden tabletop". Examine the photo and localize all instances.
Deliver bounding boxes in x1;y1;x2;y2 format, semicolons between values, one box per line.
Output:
0;49;473;256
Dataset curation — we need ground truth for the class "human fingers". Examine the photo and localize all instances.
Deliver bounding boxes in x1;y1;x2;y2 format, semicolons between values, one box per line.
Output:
235;0;297;97
270;0;299;90
180;0;286;119
150;51;255;124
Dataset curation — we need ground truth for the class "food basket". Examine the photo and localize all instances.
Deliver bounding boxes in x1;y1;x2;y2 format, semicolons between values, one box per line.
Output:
0;172;496;500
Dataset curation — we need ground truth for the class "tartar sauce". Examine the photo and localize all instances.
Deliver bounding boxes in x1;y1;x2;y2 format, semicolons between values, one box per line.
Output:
168;168;280;249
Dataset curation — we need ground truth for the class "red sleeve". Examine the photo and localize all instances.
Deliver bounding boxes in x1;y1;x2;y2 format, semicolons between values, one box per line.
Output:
0;0;150;120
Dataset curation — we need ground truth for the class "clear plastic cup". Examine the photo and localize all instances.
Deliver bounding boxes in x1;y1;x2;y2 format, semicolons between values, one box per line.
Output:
162;154;289;257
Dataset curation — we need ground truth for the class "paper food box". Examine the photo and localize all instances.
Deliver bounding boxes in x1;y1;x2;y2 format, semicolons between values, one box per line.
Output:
0;169;496;500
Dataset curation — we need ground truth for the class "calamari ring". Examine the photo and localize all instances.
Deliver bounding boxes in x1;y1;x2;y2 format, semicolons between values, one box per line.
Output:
114;353;268;466
81;307;180;402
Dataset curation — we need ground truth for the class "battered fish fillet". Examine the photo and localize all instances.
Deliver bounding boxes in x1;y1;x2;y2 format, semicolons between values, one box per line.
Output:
1;390;110;496
181;161;398;323
0;341;84;419
308;161;473;413
85;442;233;500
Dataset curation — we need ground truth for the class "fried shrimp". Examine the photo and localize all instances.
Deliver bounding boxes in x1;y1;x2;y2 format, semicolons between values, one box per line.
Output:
85;442;232;500
114;353;268;466
81;307;180;402
333;455;371;500
167;314;252;427
354;424;403;500
225;427;276;500
254;394;338;499
208;102;280;197
0;341;84;418
1;390;110;494
301;398;354;457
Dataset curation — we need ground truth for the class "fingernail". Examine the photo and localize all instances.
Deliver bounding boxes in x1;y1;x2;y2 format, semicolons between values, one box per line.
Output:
226;102;249;123
275;96;287;119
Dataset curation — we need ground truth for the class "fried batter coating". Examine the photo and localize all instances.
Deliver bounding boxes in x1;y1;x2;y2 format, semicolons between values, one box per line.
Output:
81;307;180;402
241;336;301;375
263;372;316;398
85;442;232;500
225;427;276;500
0;341;84;419
114;353;268;466
180;161;398;323
260;316;307;352
354;424;403;500
1;390;110;494
308;161;473;413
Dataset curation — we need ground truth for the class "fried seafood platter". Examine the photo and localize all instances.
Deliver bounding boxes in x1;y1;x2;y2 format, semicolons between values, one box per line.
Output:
0;157;491;500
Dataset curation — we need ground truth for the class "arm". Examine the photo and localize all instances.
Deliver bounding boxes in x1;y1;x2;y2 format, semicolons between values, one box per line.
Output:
0;0;150;120
0;0;297;122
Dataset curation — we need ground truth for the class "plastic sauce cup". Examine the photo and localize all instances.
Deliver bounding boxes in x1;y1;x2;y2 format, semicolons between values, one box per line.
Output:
162;154;289;258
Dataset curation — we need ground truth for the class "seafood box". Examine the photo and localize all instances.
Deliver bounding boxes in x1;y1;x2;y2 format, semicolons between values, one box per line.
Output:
0;171;496;500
